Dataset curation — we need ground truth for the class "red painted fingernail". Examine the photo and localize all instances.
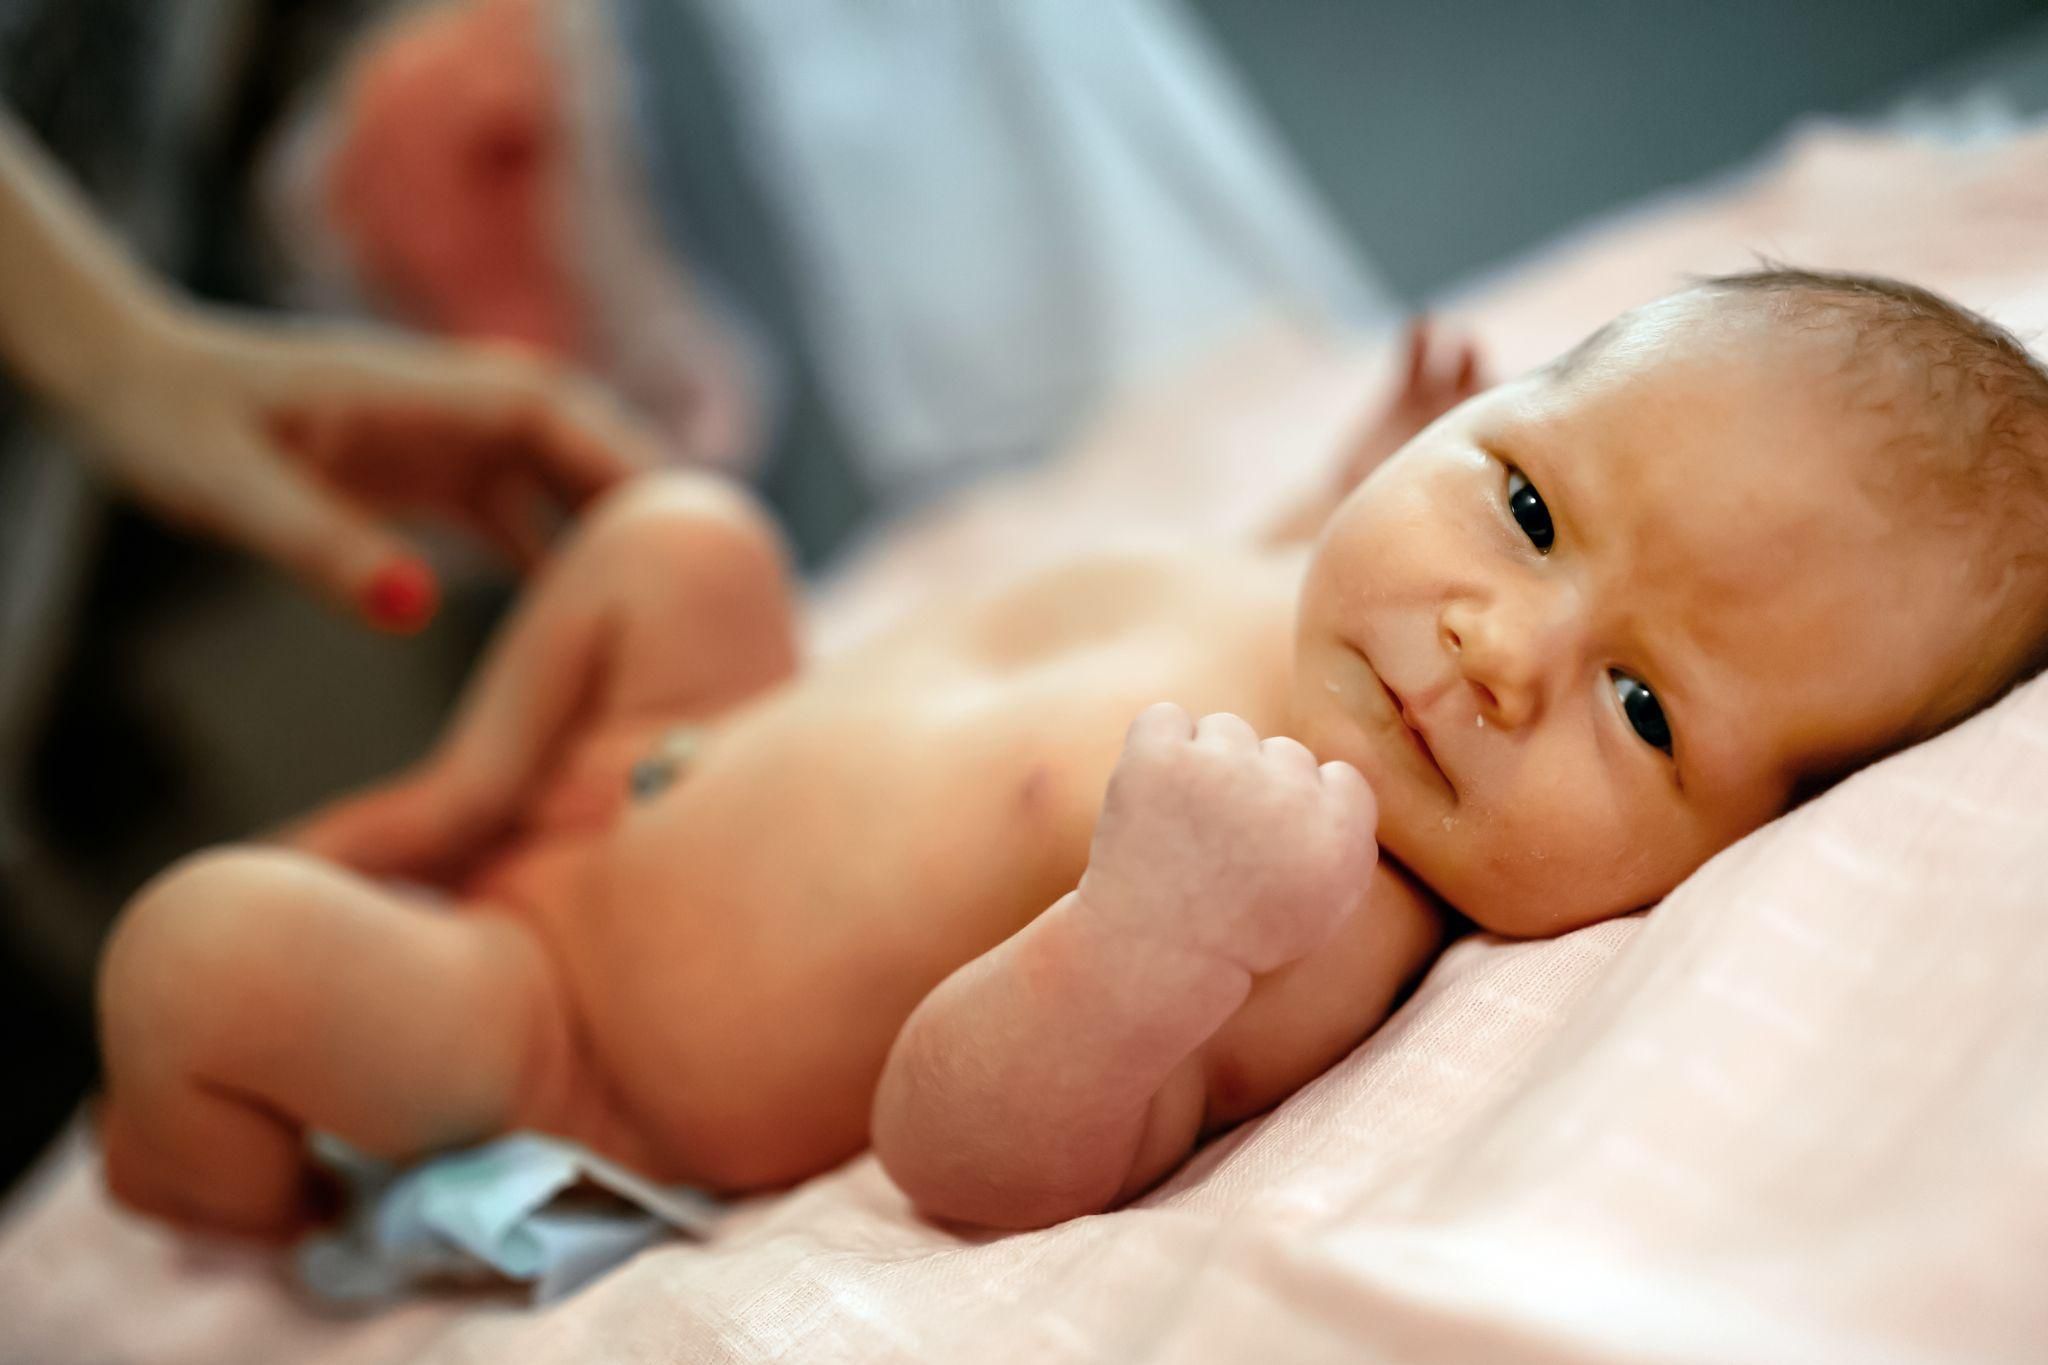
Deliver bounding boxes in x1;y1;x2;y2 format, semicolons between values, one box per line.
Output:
364;557;439;634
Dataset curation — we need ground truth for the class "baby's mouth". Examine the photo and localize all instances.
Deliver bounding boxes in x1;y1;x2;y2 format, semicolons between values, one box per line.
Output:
1385;680;1450;785
1350;644;1451;788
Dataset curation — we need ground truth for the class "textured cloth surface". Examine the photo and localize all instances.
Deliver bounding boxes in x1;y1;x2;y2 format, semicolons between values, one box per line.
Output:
5;118;2048;1364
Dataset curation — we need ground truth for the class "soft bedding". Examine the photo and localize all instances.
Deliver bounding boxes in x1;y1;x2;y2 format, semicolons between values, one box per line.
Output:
5;117;2048;1364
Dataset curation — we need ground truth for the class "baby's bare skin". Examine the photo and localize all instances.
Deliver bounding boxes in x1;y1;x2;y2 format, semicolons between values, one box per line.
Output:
95;478;1439;1236
95;330;1474;1239
98;299;2034;1238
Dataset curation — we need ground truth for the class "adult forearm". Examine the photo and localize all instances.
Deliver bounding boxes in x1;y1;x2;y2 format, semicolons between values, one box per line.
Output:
0;109;178;413
872;890;1250;1230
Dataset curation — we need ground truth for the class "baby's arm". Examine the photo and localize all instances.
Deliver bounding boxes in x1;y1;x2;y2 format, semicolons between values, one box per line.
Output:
1265;319;1485;545
873;705;1407;1230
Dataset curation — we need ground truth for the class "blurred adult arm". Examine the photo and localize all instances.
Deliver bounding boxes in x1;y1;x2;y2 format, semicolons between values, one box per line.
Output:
0;108;661;630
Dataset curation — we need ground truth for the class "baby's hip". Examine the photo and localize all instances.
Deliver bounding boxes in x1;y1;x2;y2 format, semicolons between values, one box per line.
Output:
490;856;938;1187
454;838;677;1170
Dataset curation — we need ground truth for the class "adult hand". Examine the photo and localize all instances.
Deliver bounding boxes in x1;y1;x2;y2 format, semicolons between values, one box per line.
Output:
75;308;661;631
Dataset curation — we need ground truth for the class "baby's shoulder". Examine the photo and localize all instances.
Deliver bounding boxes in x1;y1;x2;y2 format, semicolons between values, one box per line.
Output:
1021;542;1296;599
960;544;1298;661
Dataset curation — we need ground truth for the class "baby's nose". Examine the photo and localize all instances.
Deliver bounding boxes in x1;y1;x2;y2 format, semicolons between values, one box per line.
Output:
1439;597;1557;729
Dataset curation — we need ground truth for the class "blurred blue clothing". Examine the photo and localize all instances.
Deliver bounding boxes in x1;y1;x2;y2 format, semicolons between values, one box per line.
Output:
608;0;1391;517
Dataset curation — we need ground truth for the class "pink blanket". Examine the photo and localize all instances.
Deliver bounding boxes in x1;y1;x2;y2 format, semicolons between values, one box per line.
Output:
6;118;2048;1364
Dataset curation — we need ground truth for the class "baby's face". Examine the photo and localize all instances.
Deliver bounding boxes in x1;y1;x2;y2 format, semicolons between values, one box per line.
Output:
1291;299;2018;935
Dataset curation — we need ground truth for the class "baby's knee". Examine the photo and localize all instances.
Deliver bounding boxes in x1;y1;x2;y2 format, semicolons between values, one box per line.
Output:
579;472;788;579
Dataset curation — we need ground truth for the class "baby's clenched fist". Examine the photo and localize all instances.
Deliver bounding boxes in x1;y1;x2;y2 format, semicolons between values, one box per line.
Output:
1075;703;1379;976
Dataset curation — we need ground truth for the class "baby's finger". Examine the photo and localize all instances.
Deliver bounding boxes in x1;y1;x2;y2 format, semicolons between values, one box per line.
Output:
1453;339;1484;394
1127;700;1195;749
1400;317;1430;391
1259;734;1319;773
1194;711;1260;752
1318;759;1379;823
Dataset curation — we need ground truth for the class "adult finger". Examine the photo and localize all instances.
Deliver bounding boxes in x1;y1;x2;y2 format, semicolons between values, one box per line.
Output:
213;441;440;632
302;331;663;499
472;472;558;571
531;376;667;504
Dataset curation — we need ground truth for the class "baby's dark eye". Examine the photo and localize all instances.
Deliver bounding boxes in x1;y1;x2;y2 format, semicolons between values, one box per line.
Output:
1506;469;1554;552
1610;670;1672;755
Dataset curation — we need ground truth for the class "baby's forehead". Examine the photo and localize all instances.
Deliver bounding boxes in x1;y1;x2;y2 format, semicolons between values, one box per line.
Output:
1516;317;1880;530
1532;295;2006;599
1552;290;1859;396
1555;287;1975;453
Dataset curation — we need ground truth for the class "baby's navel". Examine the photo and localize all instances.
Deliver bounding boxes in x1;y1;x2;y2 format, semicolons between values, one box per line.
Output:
628;727;705;802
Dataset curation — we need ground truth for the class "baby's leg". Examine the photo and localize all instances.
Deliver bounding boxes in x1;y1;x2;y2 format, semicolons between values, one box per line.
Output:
293;471;800;882
97;846;574;1240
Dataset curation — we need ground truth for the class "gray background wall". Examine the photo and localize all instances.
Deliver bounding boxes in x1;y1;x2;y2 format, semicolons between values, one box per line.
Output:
1196;0;2048;301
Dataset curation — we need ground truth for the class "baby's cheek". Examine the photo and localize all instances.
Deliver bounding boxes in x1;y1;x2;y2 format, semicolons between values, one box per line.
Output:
1446;803;1631;936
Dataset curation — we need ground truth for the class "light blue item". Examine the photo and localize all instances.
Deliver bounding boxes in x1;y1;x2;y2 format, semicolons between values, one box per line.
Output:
297;1133;723;1307
607;0;1393;506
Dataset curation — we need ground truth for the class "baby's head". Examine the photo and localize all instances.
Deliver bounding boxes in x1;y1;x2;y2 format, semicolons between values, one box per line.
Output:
1291;269;2048;935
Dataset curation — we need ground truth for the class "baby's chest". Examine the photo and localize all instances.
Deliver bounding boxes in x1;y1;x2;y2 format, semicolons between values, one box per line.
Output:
587;553;1292;955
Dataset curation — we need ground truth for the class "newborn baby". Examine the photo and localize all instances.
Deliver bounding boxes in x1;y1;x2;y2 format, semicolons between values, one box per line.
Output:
97;270;2048;1237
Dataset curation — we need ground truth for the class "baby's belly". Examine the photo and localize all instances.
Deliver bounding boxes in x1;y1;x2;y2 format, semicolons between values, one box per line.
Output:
489;684;1102;1188
455;708;694;953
